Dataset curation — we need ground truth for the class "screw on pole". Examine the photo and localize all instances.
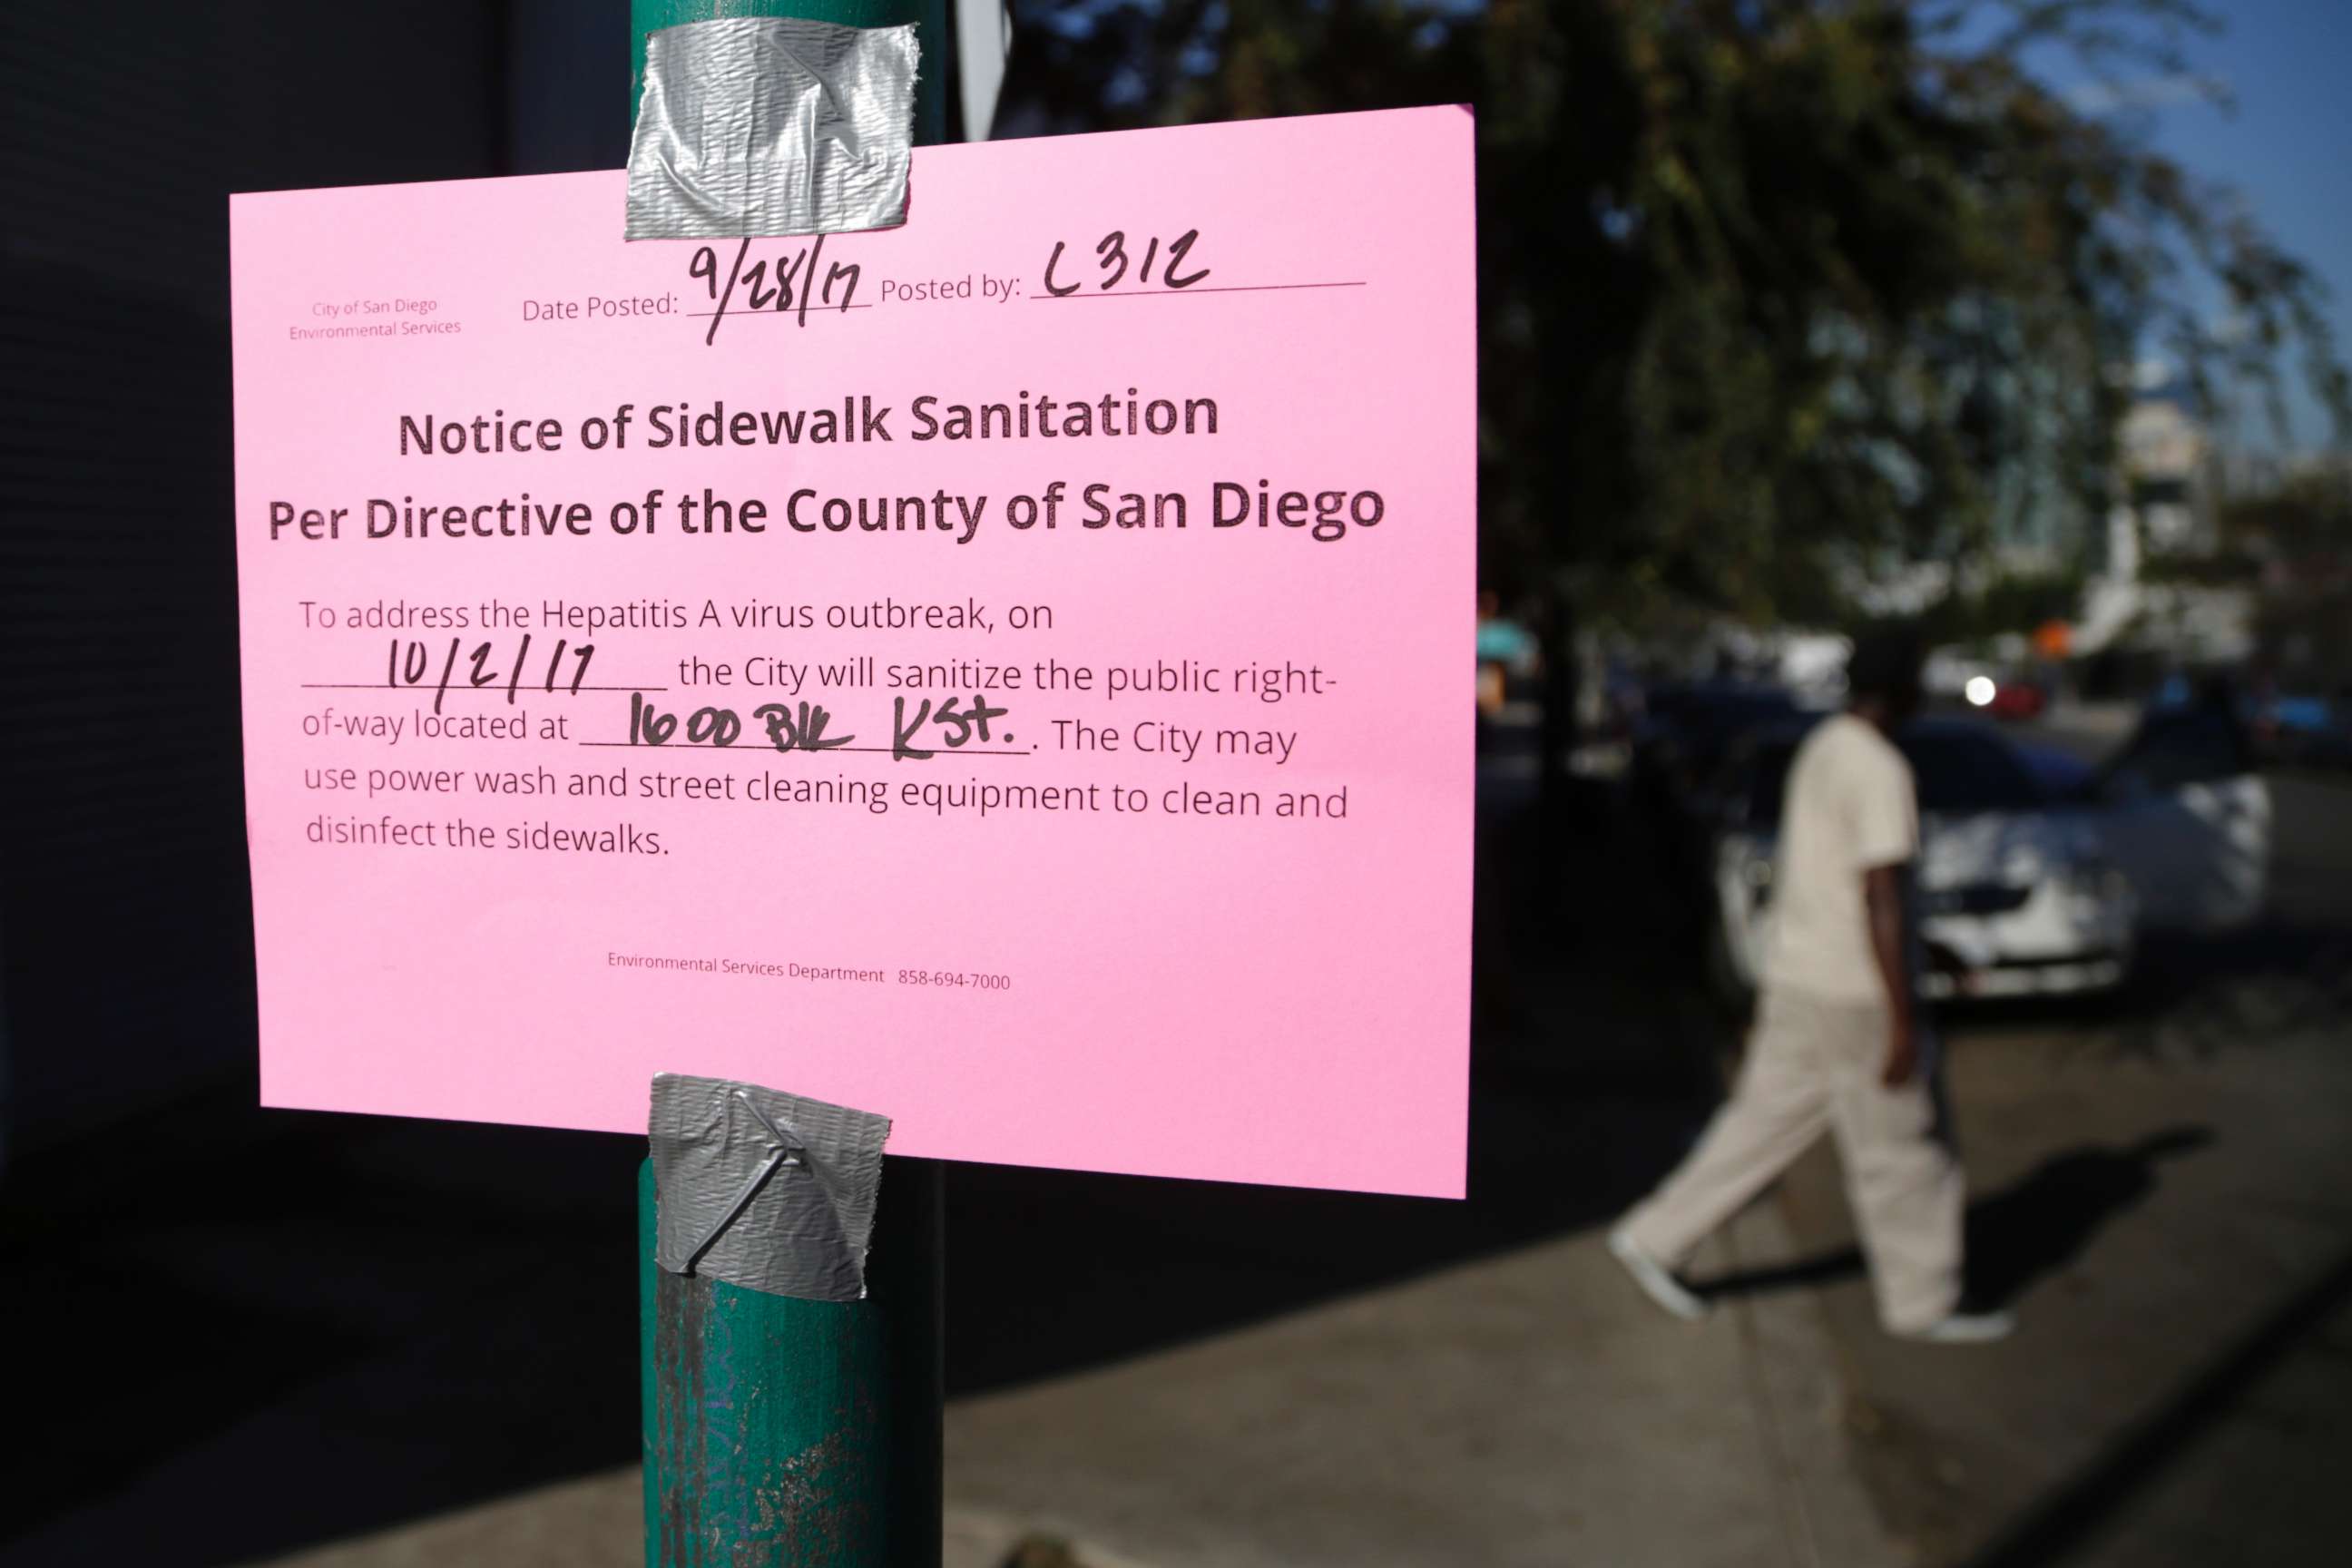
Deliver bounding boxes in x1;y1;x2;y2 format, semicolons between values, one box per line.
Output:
629;5;951;1562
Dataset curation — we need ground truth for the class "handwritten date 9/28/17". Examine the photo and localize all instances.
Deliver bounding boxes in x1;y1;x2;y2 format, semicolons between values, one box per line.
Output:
687;229;1210;341
626;692;1013;760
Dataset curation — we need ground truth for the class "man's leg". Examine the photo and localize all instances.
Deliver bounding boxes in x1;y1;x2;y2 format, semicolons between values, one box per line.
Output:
1823;1006;1965;1334
1619;990;1833;1268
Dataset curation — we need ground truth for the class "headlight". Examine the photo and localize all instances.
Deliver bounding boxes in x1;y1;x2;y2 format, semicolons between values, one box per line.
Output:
1965;675;1996;707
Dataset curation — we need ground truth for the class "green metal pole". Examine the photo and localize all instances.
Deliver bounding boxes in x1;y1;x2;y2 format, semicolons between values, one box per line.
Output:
630;7;951;1564
640;1158;944;1566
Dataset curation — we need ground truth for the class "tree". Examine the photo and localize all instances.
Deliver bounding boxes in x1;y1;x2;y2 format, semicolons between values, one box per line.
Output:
1000;0;2347;632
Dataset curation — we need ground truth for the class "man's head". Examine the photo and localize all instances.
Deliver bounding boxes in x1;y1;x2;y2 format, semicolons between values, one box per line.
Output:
1847;624;1924;731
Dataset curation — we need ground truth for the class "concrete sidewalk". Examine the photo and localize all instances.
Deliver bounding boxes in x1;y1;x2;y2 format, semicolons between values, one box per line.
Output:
250;1011;2352;1568
940;1204;1895;1568
251;1203;1896;1568
1766;993;2352;1566
246;1023;2352;1568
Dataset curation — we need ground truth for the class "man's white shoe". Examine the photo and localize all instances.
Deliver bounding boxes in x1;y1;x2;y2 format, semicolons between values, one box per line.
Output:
1607;1227;1710;1321
1896;1308;2016;1344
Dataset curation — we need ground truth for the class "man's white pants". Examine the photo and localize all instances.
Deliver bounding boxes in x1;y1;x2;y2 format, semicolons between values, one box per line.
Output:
1621;986;1965;1333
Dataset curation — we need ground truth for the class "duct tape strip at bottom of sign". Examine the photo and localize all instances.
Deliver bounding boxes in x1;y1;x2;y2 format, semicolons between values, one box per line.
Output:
650;1073;892;1301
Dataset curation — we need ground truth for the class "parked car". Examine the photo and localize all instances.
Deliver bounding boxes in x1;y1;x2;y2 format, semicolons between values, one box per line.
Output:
1986;677;2050;721
1956;668;2052;720
1703;715;2269;1004
2099;695;2273;931
2250;692;2351;770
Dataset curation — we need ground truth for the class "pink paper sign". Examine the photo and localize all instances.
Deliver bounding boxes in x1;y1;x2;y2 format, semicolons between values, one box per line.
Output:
230;108;1475;1197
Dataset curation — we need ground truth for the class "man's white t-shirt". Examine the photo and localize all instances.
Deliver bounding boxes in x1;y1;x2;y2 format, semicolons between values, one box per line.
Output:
1765;713;1919;1004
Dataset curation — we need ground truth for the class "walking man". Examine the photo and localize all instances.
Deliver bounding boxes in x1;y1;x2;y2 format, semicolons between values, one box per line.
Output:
1610;630;2013;1342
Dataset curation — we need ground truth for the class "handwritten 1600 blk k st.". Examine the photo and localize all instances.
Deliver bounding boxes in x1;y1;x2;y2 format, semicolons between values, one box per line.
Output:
626;691;1014;762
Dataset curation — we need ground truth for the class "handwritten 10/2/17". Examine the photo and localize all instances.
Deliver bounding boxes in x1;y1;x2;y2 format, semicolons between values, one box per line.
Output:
685;229;1211;344
354;635;599;713
324;637;1019;760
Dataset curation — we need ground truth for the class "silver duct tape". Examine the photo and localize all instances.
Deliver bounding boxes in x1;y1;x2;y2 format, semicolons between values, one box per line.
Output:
626;17;919;240
650;1073;892;1301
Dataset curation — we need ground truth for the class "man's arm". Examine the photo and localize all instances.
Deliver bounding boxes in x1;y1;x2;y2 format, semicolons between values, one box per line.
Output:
1865;863;1917;1086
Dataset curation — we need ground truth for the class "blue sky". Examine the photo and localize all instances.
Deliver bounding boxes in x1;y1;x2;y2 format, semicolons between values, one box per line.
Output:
2061;0;2350;449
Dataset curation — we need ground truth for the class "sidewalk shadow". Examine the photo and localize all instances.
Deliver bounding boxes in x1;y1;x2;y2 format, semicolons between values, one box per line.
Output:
1692;1126;2214;1309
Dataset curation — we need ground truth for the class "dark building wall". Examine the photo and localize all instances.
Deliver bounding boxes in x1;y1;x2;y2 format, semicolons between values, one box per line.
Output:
0;15;667;1563
0;2;622;1161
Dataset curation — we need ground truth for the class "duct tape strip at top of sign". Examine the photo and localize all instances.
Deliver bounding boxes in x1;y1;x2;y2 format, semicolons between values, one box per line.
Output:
627;16;920;240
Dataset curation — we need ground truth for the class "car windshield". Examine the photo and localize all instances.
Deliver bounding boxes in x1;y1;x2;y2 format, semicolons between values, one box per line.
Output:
1900;728;2046;814
1740;721;2046;825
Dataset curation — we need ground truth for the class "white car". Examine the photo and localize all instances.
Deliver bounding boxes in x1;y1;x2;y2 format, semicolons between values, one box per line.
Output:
1708;715;2269;1002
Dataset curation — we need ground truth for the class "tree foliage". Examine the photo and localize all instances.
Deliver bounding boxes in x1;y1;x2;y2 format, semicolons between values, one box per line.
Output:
1000;0;2347;628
